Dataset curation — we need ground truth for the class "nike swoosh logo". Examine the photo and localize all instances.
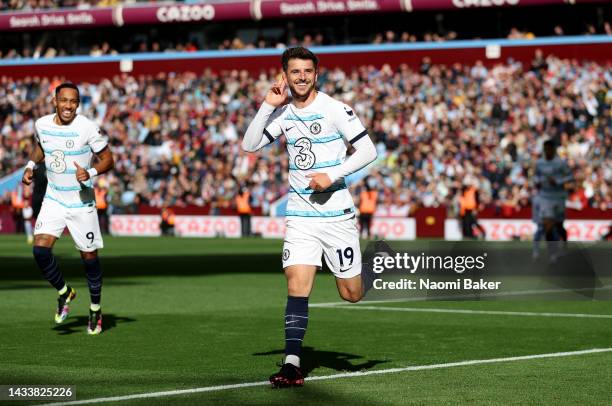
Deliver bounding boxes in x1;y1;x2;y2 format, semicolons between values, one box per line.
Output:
285;126;295;132
285;320;299;325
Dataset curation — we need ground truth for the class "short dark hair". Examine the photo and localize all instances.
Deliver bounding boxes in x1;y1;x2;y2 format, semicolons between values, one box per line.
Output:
55;82;80;99
543;140;555;149
281;47;319;72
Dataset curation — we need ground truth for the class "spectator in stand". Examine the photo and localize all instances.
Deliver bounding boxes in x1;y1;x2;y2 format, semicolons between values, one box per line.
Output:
0;54;610;217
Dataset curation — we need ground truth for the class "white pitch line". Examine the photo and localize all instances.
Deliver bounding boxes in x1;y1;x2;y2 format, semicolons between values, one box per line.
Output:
312;305;612;319
311;284;612;307
40;348;612;406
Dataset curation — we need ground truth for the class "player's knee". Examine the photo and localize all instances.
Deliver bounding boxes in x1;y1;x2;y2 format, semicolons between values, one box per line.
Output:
340;289;362;303
34;234;52;247
80;250;98;260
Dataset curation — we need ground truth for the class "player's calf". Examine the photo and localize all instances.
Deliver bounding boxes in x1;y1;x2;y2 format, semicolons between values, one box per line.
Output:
33;246;66;291
81;254;102;306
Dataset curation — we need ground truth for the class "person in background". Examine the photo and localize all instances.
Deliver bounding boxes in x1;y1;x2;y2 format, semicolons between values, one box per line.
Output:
160;203;176;236
11;184;25;234
23;193;34;245
236;185;252;237
95;180;109;234
459;183;486;240
358;179;377;239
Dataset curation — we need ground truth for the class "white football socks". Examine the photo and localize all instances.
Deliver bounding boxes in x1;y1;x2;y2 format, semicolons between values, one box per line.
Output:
285;355;300;367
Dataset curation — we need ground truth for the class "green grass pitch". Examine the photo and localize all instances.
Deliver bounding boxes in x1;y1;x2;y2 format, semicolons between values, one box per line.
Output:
1;235;611;405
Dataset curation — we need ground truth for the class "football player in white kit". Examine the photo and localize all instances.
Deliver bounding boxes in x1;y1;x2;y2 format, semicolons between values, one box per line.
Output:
534;140;573;260
243;47;377;387
22;83;114;335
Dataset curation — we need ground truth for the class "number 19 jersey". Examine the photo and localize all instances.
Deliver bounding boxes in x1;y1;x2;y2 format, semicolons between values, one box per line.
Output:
264;92;368;222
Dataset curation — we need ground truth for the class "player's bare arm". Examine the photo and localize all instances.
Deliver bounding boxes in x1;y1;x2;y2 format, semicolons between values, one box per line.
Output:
22;141;45;185
74;147;114;182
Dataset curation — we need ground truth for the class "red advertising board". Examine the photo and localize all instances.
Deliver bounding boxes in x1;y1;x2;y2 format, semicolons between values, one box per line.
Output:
410;0;565;11
258;0;403;19
0;8;113;31
445;219;610;241
120;1;251;26
1;0;608;32
110;215;416;239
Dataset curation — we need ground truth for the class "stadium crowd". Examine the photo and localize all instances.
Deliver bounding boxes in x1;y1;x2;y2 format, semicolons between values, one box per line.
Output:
0;54;610;216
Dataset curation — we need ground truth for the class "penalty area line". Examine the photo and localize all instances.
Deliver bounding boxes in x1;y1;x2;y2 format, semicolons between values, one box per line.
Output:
313;305;612;319
40;348;612;406
310;285;612;307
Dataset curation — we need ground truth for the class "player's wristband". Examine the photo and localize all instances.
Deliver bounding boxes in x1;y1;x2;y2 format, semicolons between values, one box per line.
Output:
25;161;35;170
87;168;98;178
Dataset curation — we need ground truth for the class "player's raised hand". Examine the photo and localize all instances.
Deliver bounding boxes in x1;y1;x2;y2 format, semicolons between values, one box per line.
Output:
74;162;89;182
306;172;332;192
22;168;34;185
264;76;288;107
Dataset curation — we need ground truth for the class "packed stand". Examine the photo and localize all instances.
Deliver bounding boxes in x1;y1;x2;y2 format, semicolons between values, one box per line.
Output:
1;55;611;216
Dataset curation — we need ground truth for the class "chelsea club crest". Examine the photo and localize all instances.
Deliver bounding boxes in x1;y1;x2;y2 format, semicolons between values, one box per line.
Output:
309;122;321;135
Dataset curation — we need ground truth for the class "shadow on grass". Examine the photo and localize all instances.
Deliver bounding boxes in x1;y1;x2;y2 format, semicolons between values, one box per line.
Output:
52;314;137;335
253;346;389;377
0;280;150;291
1;254;283;280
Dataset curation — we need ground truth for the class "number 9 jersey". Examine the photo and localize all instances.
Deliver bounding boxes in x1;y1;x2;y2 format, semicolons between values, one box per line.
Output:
263;92;368;222
33;114;107;251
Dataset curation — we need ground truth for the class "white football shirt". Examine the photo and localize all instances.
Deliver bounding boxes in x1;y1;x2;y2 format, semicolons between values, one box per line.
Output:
35;114;107;209
263;92;368;222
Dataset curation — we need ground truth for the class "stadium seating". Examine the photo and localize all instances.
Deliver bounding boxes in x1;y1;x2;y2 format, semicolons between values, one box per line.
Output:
0;55;610;215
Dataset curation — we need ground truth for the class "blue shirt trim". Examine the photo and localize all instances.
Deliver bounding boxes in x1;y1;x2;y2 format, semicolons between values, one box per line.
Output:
40;129;80;137
45;165;90;174
287;133;343;145
289;159;342;170
45;194;94;208
285;113;323;121
43;146;91;155
48;182;92;191
285;208;354;217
